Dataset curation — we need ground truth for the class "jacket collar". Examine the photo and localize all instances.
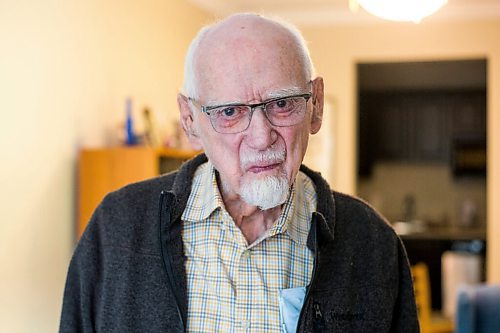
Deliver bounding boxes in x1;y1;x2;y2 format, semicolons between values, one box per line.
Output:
299;164;336;249
168;153;209;223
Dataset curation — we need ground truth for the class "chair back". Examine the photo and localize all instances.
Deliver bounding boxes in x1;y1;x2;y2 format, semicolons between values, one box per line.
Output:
412;263;433;332
456;284;500;333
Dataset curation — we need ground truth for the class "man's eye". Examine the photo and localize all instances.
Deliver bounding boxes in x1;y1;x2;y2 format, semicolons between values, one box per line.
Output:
276;99;289;108
213;106;247;119
221;107;237;117
268;98;298;113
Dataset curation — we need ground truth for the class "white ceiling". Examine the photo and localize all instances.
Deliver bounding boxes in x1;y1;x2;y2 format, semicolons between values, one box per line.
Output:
187;0;500;26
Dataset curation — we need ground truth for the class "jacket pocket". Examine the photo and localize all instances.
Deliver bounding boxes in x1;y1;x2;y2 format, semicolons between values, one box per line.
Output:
309;285;395;332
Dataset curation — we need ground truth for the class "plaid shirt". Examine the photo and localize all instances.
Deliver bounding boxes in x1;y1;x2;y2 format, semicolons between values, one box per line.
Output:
182;162;316;332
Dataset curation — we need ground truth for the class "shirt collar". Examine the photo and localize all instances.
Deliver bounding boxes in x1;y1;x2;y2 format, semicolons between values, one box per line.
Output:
181;161;223;222
182;162;317;246
268;171;316;246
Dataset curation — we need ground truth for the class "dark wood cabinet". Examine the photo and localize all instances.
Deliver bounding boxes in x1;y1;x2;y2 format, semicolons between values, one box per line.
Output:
375;98;408;160
358;90;486;176
450;92;486;140
410;95;450;162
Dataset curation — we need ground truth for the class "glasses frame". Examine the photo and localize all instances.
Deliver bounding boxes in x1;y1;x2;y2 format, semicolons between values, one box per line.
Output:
188;92;312;134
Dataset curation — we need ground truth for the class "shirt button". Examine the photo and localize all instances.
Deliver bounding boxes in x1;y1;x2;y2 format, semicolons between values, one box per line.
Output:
220;223;226;231
241;251;250;260
241;320;250;330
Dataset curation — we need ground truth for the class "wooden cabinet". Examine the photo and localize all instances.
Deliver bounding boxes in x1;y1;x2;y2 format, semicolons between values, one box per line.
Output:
375;97;408;160
449;92;486;140
77;147;199;238
358;90;486;176
409;94;450;162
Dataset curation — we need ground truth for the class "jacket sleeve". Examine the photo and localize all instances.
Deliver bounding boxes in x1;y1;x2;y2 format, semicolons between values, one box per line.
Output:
391;237;420;333
59;208;103;333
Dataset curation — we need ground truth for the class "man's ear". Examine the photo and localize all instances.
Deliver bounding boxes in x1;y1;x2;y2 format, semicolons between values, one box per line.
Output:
177;93;203;151
310;77;324;135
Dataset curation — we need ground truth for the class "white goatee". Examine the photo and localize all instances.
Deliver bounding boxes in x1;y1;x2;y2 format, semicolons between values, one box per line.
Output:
240;173;290;210
239;146;289;210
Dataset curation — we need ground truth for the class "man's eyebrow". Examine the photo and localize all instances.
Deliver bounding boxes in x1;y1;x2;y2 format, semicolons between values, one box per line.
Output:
266;86;303;99
204;86;305;107
204;99;243;107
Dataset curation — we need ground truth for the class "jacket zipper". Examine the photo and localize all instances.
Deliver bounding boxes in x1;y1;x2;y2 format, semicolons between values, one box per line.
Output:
312;302;325;332
296;212;321;332
158;191;185;331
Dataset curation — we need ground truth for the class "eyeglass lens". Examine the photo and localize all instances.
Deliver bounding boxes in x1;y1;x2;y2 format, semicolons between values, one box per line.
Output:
207;95;309;134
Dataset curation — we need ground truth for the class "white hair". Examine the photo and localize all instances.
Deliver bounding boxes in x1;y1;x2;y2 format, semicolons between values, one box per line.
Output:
240;174;290;210
239;144;288;209
181;13;316;100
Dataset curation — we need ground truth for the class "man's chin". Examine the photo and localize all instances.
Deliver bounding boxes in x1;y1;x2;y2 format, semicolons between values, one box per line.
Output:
239;175;290;210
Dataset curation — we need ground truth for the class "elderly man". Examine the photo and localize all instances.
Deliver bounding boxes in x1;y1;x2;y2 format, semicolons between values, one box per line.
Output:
60;13;418;332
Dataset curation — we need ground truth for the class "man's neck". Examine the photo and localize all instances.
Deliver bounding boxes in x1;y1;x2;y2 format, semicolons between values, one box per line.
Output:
222;192;282;245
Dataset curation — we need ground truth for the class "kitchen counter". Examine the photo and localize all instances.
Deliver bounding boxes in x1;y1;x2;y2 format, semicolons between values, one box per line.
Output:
396;226;486;240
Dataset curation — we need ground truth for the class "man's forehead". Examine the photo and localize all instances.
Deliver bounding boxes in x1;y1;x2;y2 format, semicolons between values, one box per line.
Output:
206;14;287;41
196;15;296;61
200;14;293;53
191;14;307;102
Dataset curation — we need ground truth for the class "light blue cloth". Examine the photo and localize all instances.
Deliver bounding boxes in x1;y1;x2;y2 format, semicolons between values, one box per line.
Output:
279;286;307;333
456;284;500;333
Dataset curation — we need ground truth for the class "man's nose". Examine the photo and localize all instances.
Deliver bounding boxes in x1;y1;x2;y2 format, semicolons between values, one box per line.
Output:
245;107;277;148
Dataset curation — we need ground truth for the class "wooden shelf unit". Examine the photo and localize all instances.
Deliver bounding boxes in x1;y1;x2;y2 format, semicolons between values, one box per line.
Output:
77;146;199;238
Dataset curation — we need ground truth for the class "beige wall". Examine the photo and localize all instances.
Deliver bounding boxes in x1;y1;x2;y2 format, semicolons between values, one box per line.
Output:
0;1;211;331
300;19;500;282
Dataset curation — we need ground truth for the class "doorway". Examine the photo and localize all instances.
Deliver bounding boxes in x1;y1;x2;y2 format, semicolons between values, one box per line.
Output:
356;59;487;312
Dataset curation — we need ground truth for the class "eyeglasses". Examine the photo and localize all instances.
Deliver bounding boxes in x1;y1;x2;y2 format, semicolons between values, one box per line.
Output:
188;92;312;134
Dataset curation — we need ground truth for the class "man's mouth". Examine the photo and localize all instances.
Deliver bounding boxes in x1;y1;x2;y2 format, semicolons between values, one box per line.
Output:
247;162;281;173
241;146;286;174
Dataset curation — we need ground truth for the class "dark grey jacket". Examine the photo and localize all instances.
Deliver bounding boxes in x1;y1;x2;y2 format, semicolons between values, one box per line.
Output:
60;154;419;332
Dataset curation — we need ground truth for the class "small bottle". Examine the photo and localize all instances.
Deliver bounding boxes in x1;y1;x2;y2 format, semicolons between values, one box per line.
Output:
142;107;161;147
125;98;137;145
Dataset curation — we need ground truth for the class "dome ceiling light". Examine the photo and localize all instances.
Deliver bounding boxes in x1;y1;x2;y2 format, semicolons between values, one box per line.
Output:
350;0;448;23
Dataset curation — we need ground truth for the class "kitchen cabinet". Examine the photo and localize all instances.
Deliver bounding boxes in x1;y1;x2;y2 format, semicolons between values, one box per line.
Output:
374;96;408;160
358;93;408;175
358;90;486;176
411;95;450;161
449;92;486;139
77;146;199;239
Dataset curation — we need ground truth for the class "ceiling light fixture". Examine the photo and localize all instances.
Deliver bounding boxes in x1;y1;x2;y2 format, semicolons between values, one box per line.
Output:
350;0;448;23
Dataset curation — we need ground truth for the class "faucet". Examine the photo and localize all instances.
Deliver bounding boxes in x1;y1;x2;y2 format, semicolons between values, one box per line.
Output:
402;194;416;222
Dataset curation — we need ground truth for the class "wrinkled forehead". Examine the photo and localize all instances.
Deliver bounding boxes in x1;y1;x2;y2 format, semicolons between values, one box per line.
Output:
193;16;308;97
